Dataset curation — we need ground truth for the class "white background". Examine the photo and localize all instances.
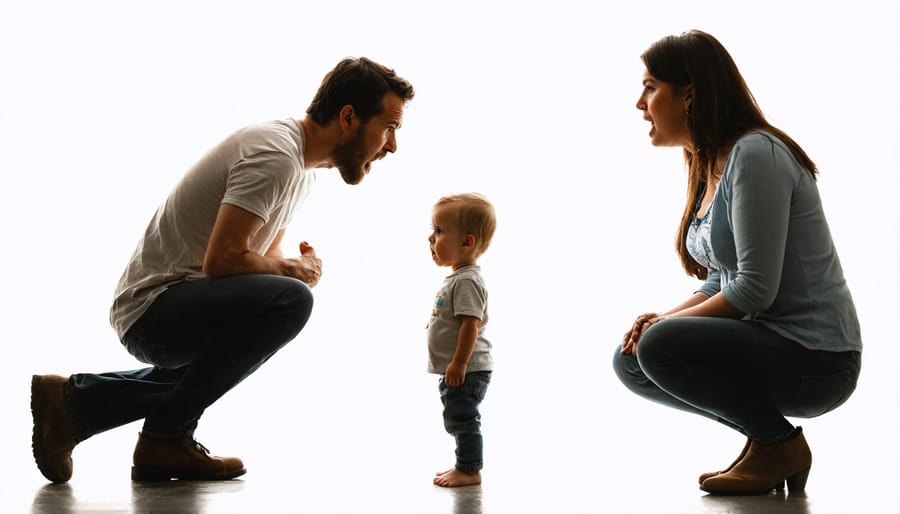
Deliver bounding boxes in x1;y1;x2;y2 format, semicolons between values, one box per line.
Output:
2;1;898;512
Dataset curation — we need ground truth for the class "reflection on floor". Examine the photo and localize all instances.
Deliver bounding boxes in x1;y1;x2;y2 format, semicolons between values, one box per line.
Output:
27;479;820;514
20;468;896;514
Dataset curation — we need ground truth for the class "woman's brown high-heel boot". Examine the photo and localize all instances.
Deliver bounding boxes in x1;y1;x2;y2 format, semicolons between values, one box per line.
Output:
698;438;750;485
700;427;811;495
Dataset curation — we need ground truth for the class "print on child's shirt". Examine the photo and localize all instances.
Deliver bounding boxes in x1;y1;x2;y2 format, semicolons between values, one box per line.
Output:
427;293;446;329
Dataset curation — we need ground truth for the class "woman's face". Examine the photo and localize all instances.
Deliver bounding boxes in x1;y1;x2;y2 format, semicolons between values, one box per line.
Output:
636;69;693;149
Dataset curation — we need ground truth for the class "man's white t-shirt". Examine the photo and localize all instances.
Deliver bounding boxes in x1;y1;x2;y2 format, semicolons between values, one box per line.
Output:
110;119;313;339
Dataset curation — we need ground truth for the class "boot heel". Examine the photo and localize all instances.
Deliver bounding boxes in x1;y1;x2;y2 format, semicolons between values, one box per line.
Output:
131;466;172;481
785;468;810;491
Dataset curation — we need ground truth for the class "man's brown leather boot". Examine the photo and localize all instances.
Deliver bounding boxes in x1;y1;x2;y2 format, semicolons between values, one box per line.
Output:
701;427;812;495
31;374;80;483
132;432;246;481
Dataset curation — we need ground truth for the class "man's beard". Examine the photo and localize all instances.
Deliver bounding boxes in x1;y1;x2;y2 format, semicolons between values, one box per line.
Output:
331;132;368;185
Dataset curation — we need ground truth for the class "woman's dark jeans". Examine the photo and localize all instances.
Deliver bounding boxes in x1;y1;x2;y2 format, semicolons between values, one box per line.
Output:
612;317;860;441
68;274;313;439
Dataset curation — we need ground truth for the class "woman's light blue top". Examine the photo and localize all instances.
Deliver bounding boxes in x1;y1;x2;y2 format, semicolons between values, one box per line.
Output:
691;131;861;352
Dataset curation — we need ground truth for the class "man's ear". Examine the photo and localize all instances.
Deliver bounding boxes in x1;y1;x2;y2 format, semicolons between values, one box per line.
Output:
338;105;355;133
462;234;477;252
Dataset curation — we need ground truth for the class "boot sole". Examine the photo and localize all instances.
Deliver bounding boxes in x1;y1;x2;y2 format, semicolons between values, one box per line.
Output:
700;482;784;495
131;466;247;481
700;469;809;495
700;474;786;492
31;375;69;483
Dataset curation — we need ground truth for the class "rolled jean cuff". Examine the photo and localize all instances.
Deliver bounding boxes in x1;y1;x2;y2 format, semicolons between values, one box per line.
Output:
455;461;483;473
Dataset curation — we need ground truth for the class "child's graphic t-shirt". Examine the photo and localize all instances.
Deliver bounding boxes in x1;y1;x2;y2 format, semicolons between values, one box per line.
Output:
426;265;493;374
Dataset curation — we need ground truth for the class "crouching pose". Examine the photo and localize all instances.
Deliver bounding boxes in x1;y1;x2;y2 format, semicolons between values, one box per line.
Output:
612;30;861;495
31;57;414;482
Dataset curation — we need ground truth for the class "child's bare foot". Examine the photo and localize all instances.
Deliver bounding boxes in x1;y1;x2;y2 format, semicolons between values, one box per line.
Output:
433;467;481;487
435;468;454;477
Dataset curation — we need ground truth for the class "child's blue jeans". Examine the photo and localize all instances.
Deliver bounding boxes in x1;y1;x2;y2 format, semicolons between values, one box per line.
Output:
439;370;491;473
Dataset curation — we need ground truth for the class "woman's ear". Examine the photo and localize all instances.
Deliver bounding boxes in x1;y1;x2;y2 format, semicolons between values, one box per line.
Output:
683;85;695;113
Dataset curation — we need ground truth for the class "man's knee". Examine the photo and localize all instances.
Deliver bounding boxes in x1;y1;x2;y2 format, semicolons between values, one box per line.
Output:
261;278;314;345
271;278;314;323
288;280;314;317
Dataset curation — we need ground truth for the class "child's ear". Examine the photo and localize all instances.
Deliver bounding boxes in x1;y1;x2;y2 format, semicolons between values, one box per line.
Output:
462;234;476;252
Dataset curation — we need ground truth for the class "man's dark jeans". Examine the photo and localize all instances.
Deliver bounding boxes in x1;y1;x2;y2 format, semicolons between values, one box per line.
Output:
68;274;313;440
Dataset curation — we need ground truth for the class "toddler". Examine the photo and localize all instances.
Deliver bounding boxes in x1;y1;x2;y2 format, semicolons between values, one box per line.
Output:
426;193;496;487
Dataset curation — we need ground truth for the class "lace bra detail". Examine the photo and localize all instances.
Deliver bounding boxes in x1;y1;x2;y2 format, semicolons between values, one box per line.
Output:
687;204;715;270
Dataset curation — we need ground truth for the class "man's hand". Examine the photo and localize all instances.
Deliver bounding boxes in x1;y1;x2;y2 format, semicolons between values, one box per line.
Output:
444;361;468;387
279;241;322;287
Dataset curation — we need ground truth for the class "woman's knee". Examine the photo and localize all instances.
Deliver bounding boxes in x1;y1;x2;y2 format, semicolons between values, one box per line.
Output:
611;344;628;378
633;320;676;369
612;344;645;387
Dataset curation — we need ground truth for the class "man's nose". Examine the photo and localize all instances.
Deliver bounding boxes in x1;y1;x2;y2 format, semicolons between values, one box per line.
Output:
384;132;397;154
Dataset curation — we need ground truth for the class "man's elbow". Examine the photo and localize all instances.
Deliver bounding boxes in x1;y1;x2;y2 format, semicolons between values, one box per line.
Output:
202;254;231;278
202;261;221;278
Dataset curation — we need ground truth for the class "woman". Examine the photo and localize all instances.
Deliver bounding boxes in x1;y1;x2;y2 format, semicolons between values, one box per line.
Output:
612;30;862;496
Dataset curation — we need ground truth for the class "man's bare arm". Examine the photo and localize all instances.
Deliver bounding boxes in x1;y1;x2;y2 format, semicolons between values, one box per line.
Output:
202;204;321;286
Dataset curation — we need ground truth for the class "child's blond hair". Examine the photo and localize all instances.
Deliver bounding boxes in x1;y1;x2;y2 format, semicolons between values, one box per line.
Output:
434;193;497;257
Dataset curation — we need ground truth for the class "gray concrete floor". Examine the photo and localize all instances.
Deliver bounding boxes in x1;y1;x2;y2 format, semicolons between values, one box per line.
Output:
14;441;899;513
19;476;825;514
19;475;889;514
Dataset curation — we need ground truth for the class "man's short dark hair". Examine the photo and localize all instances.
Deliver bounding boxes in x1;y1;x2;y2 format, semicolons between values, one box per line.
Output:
306;57;415;126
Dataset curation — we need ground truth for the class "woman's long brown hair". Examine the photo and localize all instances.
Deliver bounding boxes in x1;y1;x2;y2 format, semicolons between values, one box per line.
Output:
641;30;817;280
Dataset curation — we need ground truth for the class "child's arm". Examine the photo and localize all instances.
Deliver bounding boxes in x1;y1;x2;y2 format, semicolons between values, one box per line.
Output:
443;315;481;387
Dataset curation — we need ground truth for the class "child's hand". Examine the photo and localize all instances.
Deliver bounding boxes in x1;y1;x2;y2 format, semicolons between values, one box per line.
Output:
444;362;468;387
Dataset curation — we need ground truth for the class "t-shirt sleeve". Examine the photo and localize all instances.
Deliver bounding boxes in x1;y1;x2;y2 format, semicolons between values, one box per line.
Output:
222;151;294;224
451;278;487;320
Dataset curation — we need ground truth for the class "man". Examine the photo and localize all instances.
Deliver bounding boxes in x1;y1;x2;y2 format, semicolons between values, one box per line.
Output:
30;57;415;483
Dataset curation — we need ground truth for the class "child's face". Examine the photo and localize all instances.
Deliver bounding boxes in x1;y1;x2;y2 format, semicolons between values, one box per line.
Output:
429;203;476;271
